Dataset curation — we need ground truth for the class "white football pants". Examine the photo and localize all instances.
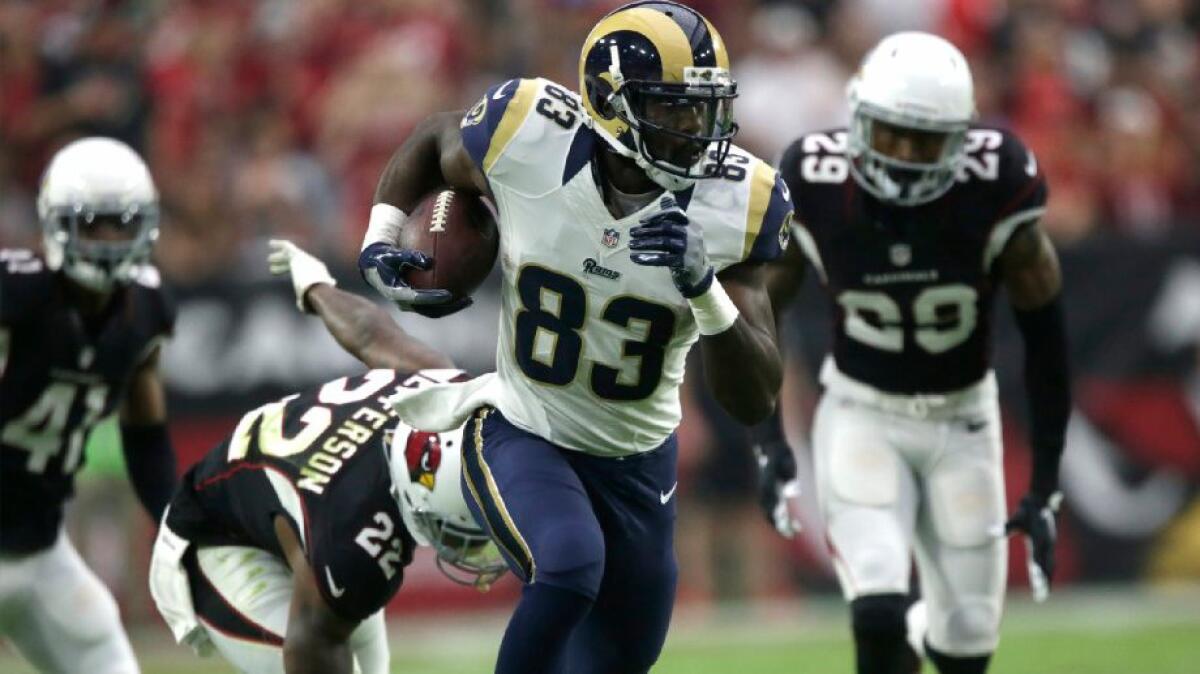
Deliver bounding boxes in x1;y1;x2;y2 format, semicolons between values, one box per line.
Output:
813;360;1008;656
149;527;389;674
0;530;139;674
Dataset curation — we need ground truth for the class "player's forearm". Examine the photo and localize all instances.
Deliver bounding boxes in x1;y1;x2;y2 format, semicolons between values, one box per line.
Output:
700;318;782;425
307;285;453;371
120;423;177;522
1015;295;1071;497
307;285;391;365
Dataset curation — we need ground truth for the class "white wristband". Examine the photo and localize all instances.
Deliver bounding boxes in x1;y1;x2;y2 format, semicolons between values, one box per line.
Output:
688;278;740;335
362;203;408;249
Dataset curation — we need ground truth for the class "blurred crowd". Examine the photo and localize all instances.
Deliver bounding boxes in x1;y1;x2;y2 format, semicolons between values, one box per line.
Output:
1;0;1198;282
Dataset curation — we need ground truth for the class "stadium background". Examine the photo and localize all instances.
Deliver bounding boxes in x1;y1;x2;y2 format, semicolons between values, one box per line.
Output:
1;0;1198;672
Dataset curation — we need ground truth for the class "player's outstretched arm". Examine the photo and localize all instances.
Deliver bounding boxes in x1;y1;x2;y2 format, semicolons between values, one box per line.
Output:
268;239;455;372
119;345;177;523
307;285;455;372
275;517;357;674
998;222;1071;599
359;112;489;316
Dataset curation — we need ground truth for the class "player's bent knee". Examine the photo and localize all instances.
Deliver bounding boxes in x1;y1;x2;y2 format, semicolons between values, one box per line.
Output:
531;524;605;596
840;542;908;594
930;600;1000;655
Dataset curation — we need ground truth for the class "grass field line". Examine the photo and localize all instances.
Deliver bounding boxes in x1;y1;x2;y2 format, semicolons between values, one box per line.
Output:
5;584;1198;670
379;585;1200;658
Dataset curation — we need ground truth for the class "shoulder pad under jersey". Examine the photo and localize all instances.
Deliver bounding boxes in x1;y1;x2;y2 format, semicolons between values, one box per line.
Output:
460;78;587;196
0;249;53;324
964;127;1048;271
689;145;794;271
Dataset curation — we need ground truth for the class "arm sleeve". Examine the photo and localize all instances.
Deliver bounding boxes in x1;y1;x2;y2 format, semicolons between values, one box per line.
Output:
742;166;795;264
983;131;1050;271
1013;295;1071;497
121;423;178;523
459;79;540;179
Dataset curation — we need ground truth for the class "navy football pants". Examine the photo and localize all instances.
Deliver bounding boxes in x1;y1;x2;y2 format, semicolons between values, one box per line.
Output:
461;408;678;674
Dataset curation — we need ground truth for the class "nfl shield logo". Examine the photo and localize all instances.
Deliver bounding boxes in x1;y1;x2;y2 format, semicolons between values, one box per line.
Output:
889;243;912;267
602;228;620;248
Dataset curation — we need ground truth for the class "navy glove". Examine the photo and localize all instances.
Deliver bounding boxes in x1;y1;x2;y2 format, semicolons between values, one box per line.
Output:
1003;491;1062;602
750;415;803;538
357;242;472;318
629;196;714;298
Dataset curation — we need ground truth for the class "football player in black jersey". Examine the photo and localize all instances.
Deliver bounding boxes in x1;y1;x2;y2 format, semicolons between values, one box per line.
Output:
751;33;1071;674
0;137;175;674
148;240;506;674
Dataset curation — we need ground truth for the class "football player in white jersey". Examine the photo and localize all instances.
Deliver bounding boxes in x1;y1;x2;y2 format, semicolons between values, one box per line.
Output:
754;33;1071;674
356;3;793;672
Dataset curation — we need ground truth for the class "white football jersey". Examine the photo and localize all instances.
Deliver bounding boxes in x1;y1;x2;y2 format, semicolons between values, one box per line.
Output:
459;77;792;456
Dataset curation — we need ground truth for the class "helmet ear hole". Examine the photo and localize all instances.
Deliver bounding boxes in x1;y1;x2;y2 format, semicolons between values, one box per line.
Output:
585;75;616;120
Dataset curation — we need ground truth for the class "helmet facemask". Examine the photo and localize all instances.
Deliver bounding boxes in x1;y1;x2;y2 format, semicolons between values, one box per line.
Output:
408;508;508;591
42;199;159;293
390;425;509;591
591;43;738;192
613;70;738;182
842;32;977;206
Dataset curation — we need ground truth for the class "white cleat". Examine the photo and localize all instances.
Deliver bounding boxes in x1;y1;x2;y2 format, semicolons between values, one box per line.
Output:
906;599;928;660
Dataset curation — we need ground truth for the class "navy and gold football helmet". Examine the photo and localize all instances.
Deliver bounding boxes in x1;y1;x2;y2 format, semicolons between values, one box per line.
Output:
580;1;737;190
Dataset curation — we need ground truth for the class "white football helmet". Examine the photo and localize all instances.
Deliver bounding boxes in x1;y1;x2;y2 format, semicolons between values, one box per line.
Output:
846;32;975;206
37;137;160;292
389;422;507;590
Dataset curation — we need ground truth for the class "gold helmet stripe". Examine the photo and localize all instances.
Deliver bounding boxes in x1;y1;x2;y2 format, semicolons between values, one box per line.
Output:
585;7;695;83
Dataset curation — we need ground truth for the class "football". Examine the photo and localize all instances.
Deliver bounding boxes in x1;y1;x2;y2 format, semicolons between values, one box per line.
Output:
397;188;499;301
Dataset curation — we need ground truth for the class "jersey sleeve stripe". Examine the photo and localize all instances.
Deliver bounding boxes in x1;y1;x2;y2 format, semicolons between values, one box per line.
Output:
742;162;774;259
743;165;792;263
982;206;1046;271
562;126;597;185
483;80;539;174
792;221;827;284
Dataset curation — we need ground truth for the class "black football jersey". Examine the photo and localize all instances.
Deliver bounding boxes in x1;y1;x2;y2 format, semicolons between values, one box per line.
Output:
164;368;464;623
0;249;175;553
779;126;1048;393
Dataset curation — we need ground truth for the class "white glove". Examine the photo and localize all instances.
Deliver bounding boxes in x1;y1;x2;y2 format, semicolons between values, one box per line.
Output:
267;239;336;313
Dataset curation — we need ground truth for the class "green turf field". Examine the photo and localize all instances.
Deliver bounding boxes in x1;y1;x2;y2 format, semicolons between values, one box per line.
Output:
3;586;1198;673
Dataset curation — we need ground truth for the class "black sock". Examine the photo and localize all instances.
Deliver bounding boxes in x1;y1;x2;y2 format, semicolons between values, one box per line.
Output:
852;594;921;674
495;582;593;674
926;642;991;674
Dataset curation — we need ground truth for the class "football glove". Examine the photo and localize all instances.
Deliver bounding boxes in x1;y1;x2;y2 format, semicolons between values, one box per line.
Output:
267;239;336;313
357;242;472;318
629;196;715;298
752;438;803;539
1003;491;1063;602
